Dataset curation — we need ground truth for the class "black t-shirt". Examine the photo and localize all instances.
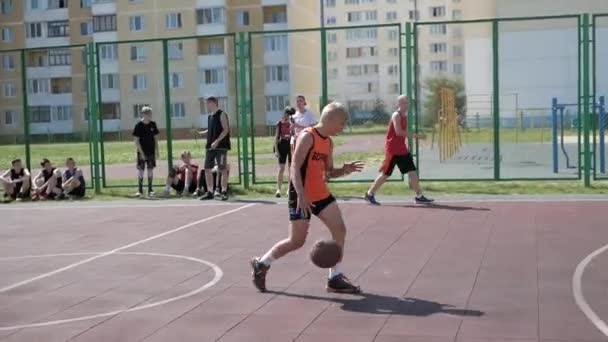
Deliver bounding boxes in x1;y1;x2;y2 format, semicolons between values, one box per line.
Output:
133;120;159;155
10;168;24;180
206;110;230;150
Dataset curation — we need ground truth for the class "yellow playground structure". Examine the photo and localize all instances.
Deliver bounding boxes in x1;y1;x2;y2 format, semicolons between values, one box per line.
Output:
432;87;462;162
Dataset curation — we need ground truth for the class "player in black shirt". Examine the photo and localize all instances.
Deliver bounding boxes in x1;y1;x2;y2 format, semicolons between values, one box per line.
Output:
199;97;230;201
1;159;31;201
132;106;159;197
32;158;63;200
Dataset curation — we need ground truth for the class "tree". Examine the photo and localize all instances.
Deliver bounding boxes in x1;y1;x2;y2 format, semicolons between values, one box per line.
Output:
422;76;466;128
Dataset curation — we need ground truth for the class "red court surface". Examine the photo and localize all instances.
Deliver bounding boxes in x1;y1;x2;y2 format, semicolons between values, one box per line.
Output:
1;198;608;342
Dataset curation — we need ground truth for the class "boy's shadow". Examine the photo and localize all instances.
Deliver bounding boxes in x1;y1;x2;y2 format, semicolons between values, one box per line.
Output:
385;203;490;212
267;290;484;317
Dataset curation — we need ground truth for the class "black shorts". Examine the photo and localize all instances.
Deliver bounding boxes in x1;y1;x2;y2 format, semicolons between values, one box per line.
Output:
69;186;86;198
172;179;198;194
277;139;291;165
137;152;156;170
204;149;228;170
380;153;417;176
288;193;336;221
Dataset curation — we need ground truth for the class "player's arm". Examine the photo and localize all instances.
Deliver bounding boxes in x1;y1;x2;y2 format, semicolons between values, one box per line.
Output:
392;112;407;137
326;141;364;178
154;123;160;157
0;169;10;182
274;122;280;153
13;168;30;183
290;132;313;196
33;170;44;189
212;112;230;147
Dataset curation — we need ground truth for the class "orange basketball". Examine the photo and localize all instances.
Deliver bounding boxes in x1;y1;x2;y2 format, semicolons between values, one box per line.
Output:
310;240;342;268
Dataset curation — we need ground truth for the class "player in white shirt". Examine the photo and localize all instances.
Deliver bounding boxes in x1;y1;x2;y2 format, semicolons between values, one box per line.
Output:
290;95;318;149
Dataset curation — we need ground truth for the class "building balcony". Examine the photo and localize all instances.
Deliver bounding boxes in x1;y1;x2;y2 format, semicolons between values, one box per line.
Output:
264;81;289;96
100;119;121;132
263;22;287;32
198;55;227;68
264;50;289;65
25;8;68;22
100;89;120;103
25;36;70;49
262;0;287;5
27;65;72;79
91;0;116;15
198;83;227;99
28;93;73;106
30;120;74;135
196;0;225;8
196;24;227;36
98;59;119;74
93;31;118;43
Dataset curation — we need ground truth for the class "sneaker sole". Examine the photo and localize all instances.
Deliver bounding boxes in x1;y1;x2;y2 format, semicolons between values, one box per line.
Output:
250;258;267;292
326;286;362;294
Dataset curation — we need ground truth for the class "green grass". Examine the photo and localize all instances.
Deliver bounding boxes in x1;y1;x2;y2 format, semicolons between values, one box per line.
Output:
0;127;582;168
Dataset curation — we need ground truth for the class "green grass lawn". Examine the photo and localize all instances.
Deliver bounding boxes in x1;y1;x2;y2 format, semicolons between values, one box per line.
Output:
0;127;581;168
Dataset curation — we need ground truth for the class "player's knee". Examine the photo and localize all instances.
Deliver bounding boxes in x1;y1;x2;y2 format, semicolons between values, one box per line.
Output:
290;235;307;249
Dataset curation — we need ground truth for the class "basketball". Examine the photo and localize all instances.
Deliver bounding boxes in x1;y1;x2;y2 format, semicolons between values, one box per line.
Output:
310;239;342;268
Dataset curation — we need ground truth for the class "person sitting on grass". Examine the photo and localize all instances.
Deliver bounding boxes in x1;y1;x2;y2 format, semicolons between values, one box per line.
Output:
1;158;31;202
162;150;199;197
32;158;64;201
61;157;86;199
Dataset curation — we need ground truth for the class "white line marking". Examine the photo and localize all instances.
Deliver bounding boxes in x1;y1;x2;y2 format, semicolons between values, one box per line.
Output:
0;252;222;331
573;243;608;337
0;203;255;293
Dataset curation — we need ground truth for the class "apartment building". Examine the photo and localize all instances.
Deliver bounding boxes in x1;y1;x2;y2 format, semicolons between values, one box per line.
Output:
0;0;320;140
322;0;464;121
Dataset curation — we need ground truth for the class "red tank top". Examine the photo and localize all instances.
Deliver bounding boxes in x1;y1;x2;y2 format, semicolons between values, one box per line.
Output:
385;113;408;155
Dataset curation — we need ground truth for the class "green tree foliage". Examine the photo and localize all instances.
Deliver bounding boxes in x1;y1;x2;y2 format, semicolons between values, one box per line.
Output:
422;76;466;128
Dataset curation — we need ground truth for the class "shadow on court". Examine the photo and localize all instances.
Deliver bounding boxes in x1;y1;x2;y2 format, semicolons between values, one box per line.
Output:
268;291;484;317
384;203;490;211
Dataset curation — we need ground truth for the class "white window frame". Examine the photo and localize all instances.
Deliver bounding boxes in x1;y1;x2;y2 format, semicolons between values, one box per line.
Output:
168;41;183;60
165;13;182;29
386;11;397;22
4;110;15;125
197;7;225;25
200;68;226;85
236;10;249;27
170;72;184;89
264;35;287;52
1;27;13;42
171;103;186;118
265;95;290;112
132;74;148;91
1;0;12;15
99;44;118;61
265;65;289;83
129;15;145;32
130;44;147;62
101;73;119;89
3;82;16;97
2;54;14;70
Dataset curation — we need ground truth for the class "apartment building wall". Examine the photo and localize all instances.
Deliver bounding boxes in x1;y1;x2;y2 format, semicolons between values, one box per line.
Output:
0;0;24;136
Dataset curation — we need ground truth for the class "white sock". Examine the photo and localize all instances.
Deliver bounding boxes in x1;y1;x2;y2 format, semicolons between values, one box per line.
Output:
260;250;275;266
329;263;342;279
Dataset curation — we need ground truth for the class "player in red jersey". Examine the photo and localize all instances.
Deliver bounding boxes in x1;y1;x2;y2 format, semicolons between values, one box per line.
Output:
364;95;433;205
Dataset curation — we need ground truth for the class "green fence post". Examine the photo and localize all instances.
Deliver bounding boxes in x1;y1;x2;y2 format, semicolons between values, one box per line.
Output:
412;24;420;169
238;32;250;189
19;49;31;171
582;13;591;187
87;42;101;194
95;44;106;187
492;19;501;180
320;27;328;107
162;39;174;172
405;22;413;151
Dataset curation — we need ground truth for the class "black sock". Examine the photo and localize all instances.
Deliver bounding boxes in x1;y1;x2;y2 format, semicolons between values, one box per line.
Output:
148;177;153;192
138;177;143;193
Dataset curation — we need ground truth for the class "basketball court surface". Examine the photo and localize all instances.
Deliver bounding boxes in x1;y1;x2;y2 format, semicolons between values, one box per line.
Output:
1;196;608;342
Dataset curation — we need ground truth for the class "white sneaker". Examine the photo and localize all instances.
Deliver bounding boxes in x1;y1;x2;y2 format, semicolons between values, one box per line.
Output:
148;191;155;197
275;189;281;198
135;191;143;198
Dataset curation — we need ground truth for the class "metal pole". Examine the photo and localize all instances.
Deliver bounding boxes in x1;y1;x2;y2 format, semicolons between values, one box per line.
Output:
239;32;250;188
583;14;591;187
552;98;558;173
87;42;101;194
492;20;500;180
405;22;413;150
600;95;606;173
162;39;173;171
95;43;106;187
19;50;31;171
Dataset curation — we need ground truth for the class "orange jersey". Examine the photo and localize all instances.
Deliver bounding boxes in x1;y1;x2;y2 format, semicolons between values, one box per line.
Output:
296;127;332;202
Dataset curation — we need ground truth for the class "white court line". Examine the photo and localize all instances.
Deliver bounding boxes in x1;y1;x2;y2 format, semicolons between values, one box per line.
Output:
573;243;608;337
0;252;222;331
0;203;255;293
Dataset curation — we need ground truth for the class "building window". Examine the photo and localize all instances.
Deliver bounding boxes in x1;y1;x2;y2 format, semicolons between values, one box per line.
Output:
28;79;50;94
166;13;182;29
129;16;145;32
30;106;51;123
430;61;447;72
48;0;68;9
389;83;399;94
325;0;336;7
1;27;13;42
1;0;12;15
200;68;225;84
47;21;69;37
346;46;376;58
387;29;398;41
93;15;117;32
265;65;289;82
196;8;225;25
386;11;397;22
2;54;14;70
80;21;93;36
346;28;377;40
50;78;71;94
453;10;462;20
345;0;359;4
98;103;120;120
264;35;287;52
408;10;419;20
265;95;289;112
168;41;183;60
328;68;338;80
453;63;463;74
49;49;71;66
29;0;39;9
453;45;463;57
132;74;148;91
236;11;249;27
101;74;118;89
171;103;186;118
80;0;91;8
327;51;337;61
388;47;398;57
386;0;396;3
387;65;398;75
170;72;184;89
4;110;15;125
430;43;447;53
325;16;336;25
430;24;447;35
99;44;118;60
130;44;147;62
3;82;15;97
429;6;445;18
52;105;72;121
327;32;337;44
268;11;287;23
347;11;361;23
